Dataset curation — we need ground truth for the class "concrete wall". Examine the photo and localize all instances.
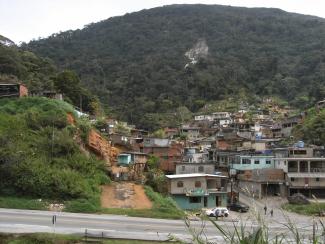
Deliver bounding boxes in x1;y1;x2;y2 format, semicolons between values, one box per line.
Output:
170;177;208;194
275;158;325;173
239;181;262;198
176;164;215;174
169;177;225;194
287;175;325;187
239;180;286;199
237;168;284;182
253;142;266;151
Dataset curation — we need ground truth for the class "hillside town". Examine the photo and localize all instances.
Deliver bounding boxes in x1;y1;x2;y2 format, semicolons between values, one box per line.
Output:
1;82;325;212
105;100;325;210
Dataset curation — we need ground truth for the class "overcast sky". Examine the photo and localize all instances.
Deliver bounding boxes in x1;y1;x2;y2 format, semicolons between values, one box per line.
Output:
1;0;325;44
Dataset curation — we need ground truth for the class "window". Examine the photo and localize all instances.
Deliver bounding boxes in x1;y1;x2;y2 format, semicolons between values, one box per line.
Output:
181;166;185;171
266;160;271;164
198;166;204;172
195;181;201;187
291;178;295;182
189;197;201;203
316;178;320;182
177;181;183;187
242;158;251;164
254;160;260;164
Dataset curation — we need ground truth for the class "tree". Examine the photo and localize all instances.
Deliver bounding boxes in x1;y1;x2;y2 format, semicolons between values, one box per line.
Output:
293;109;325;146
53;70;101;114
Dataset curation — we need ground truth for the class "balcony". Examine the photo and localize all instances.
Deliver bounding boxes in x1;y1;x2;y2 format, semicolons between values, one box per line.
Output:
310;168;325;173
184;188;206;196
207;187;227;193
183;187;226;196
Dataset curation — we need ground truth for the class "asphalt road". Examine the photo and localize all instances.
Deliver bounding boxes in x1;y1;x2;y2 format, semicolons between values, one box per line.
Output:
0;208;319;242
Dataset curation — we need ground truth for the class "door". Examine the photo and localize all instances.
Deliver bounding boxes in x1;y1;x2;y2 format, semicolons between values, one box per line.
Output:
204;197;208;207
215;196;219;206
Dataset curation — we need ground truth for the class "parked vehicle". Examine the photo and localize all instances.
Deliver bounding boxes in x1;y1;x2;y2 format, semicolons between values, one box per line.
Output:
227;203;249;212
205;207;229;217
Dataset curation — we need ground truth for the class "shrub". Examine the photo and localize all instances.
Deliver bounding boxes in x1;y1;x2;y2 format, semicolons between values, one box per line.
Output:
0;97;109;204
65;196;100;213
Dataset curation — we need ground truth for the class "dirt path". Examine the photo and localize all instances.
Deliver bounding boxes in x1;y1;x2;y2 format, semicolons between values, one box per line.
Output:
101;182;153;209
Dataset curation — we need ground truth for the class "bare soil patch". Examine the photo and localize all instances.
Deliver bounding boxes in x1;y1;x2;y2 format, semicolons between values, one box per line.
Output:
101;182;152;209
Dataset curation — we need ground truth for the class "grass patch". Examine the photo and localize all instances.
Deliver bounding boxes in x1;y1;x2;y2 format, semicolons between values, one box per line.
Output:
0;194;102;214
282;202;325;216
0;233;175;243
144;186;184;218
0;196;47;210
64;193;102;213
0;233;80;244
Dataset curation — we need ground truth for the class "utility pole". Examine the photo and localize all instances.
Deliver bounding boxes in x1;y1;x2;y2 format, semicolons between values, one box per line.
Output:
79;94;83;112
52;214;57;234
230;178;233;204
51;122;54;162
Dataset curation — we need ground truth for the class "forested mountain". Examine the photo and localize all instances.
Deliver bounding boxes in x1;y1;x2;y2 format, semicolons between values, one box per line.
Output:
0;35;56;90
24;4;325;129
0;35;15;47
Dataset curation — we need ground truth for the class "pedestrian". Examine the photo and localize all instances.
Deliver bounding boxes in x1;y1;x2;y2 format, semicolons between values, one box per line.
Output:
215;209;220;220
264;205;267;215
270;209;273;217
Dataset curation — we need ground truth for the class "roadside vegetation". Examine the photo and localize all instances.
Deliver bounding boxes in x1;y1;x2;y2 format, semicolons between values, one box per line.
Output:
0;233;172;244
282;202;325;216
0;196;47;210
0;97;109;213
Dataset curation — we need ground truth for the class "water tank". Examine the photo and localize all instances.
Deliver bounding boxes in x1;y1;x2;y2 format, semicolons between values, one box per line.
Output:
297;141;304;148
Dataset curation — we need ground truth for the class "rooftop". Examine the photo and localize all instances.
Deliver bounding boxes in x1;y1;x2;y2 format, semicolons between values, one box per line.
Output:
166;173;227;179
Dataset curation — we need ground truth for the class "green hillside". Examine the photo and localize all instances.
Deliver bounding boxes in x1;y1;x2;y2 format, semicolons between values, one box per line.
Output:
25;4;325;129
0;97;109;211
0;35;15;46
293;107;325;146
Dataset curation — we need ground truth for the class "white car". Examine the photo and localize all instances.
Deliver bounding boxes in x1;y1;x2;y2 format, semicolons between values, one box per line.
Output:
205;207;229;217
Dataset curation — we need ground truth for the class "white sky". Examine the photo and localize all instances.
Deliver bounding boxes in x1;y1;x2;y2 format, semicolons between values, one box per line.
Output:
1;0;325;44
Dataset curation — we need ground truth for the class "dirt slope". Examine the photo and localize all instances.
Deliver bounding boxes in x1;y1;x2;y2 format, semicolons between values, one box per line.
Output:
101;182;152;209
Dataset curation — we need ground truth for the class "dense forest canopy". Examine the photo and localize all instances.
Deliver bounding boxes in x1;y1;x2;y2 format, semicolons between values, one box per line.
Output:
23;4;325;129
